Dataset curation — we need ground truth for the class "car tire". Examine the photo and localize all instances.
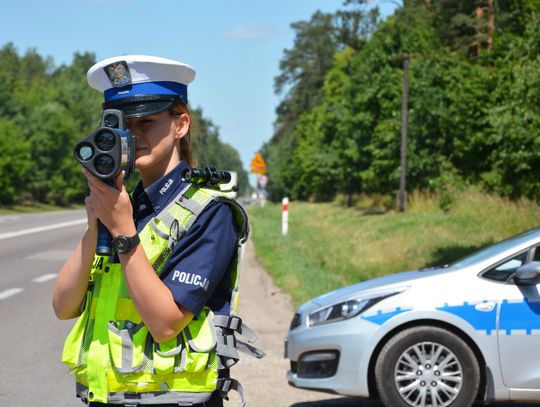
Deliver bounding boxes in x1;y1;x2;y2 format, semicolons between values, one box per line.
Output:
375;326;480;407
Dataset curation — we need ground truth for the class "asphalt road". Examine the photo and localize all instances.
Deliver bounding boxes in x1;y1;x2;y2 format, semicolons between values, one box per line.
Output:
0;210;87;407
0;210;535;407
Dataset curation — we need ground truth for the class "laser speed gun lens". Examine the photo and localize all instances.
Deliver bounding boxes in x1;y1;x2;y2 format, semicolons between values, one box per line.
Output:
102;113;119;128
94;154;115;176
95;131;116;151
77;145;93;161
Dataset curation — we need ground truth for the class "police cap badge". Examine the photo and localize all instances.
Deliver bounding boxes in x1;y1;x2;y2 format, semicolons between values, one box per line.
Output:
104;61;131;88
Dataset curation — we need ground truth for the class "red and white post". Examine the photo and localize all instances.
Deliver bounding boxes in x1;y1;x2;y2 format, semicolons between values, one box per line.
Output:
282;197;289;236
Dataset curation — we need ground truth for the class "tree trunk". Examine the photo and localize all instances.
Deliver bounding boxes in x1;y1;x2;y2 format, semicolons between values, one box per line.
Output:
474;1;485;57
486;0;495;52
422;0;433;12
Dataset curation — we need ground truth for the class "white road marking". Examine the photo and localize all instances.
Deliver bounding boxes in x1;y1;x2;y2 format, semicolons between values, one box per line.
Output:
32;273;57;283
0;218;87;240
0;288;24;300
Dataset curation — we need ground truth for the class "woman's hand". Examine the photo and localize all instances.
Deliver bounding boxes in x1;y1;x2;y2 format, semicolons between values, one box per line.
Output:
83;170;136;237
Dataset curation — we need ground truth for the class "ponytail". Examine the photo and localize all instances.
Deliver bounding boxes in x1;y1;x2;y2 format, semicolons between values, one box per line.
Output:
170;102;197;168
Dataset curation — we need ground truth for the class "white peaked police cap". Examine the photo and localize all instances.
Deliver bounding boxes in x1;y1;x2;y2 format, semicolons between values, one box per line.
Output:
87;55;196;118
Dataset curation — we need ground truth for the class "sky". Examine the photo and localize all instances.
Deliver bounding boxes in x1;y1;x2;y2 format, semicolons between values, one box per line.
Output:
0;0;397;183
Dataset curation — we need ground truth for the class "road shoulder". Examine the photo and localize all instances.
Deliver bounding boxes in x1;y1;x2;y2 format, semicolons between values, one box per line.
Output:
227;238;342;407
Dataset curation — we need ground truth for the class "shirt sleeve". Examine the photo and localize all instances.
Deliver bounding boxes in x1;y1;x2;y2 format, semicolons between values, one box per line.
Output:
160;201;238;316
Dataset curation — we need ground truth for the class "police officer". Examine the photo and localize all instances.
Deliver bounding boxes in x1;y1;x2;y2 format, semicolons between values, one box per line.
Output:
53;55;259;406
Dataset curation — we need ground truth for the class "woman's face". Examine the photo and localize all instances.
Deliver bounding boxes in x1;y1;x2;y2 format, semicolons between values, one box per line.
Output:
127;110;189;183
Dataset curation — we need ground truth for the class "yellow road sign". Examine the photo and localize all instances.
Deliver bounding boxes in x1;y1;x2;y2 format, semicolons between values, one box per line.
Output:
250;152;266;168
250;152;267;174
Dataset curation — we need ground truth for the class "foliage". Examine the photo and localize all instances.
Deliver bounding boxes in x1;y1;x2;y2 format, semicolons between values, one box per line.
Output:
190;107;249;195
249;188;540;306
0;44;248;206
0;118;30;204
262;0;540;204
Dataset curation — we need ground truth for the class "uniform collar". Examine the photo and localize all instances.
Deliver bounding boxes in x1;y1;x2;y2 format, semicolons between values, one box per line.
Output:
134;161;190;215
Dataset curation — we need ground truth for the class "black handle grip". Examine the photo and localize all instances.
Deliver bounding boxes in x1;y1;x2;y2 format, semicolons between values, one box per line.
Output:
96;220;113;256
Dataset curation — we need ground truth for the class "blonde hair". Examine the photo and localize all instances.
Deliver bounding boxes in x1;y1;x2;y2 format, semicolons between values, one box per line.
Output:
170;102;196;168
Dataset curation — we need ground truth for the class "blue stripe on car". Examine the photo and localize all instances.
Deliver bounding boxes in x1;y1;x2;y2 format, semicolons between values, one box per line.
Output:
499;299;540;335
361;299;540;336
436;301;497;335
361;307;412;325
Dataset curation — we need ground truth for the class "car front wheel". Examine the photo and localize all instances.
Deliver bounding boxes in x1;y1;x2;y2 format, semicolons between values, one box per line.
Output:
375;326;480;407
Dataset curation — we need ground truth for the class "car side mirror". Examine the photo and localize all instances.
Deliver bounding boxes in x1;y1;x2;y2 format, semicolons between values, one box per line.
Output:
513;262;540;285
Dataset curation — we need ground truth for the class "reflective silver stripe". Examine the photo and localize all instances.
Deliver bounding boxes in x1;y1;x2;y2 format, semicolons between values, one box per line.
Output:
175;347;188;372
214;315;258;343
216;331;264;361
109;390;213;405
177;196;205;215
107;322;147;374
76;383;213;405
237;339;265;359
237;321;258;343
216;332;240;368
158;211;176;229
183;215;199;234
214;315;239;329
230;245;243;315
154;337;182;357
217;378;246;407
120;325;133;372
185;310;217;352
156;184;192;227
149;218;169;239
213;196;250;243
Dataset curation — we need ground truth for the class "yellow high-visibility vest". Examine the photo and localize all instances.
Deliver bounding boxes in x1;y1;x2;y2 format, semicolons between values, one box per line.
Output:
62;184;261;405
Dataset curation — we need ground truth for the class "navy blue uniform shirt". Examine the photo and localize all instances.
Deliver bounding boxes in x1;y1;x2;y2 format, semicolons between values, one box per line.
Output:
130;161;238;317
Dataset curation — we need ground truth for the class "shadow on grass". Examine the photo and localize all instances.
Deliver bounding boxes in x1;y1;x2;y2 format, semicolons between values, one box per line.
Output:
426;241;494;268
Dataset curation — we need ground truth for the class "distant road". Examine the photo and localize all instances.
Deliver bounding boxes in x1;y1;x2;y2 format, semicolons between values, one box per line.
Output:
0;210;86;407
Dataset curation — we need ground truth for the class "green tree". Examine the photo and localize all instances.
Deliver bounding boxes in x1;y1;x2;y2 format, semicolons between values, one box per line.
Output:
190;107;249;195
0;44;248;205
260;0;540;203
0;119;31;204
266;5;380;201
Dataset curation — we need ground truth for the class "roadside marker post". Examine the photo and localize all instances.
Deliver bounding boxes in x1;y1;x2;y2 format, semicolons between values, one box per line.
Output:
282;197;289;236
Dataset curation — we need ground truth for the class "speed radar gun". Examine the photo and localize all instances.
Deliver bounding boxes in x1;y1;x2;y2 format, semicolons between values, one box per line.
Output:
182;166;232;188
73;109;136;256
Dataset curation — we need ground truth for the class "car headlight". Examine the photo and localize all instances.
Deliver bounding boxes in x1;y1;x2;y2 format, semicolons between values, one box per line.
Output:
307;289;406;327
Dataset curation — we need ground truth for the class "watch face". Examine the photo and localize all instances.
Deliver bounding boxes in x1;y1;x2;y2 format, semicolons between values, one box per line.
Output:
114;236;130;252
113;234;139;254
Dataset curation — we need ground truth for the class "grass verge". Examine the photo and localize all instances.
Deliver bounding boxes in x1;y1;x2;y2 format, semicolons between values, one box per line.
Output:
0;203;82;215
248;188;540;307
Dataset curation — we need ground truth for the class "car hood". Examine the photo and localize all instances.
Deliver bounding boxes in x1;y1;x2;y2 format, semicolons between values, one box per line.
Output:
310;266;452;307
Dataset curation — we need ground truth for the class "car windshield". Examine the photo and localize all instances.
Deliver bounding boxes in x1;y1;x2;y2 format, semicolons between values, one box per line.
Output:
448;227;540;269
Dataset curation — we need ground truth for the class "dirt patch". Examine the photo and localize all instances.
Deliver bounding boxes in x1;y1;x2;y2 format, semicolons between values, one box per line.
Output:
224;239;357;407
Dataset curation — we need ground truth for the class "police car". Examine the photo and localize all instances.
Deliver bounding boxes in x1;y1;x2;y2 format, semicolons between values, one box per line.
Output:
285;227;540;406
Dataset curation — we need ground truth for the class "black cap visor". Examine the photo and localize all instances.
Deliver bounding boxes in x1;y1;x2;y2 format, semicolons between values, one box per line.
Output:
102;95;181;119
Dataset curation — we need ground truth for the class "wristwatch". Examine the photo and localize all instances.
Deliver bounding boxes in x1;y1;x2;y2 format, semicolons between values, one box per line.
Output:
112;234;140;254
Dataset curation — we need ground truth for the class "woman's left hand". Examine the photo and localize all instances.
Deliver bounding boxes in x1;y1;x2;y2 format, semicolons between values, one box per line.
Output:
83;169;136;237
